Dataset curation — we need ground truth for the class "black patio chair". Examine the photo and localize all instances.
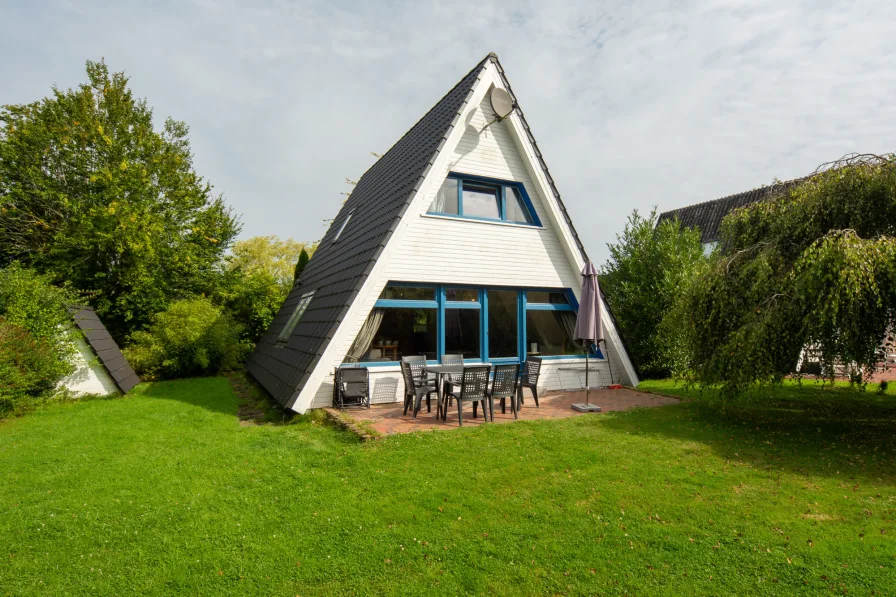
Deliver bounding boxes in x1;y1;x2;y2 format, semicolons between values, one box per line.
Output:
517;356;542;409
440;353;464;405
490;363;521;420
401;355;431;384
444;365;491;426
441;354;464;365
333;367;370;409
400;360;436;418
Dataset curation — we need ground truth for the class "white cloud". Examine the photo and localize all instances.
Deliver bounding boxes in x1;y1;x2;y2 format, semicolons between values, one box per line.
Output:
2;0;895;262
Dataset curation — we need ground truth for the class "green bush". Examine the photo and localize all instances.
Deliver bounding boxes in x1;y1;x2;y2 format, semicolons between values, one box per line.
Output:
0;318;73;417
0;264;79;357
215;268;287;345
0;264;80;416
124;297;249;379
600;208;708;378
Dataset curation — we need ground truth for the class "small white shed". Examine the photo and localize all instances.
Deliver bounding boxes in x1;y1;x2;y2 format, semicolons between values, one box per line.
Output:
59;307;140;396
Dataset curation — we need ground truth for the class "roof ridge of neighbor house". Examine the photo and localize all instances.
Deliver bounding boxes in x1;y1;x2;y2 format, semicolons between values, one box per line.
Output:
657;175;811;244
660;176;807;215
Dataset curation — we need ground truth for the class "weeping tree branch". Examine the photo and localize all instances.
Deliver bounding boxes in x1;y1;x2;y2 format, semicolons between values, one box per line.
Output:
674;153;896;394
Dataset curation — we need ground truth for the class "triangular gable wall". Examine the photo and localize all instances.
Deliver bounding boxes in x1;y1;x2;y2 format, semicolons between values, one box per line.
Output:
290;56;639;413
390;79;574;286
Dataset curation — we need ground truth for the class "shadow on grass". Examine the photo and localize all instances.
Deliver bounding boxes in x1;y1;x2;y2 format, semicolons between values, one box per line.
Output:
135;375;348;438
136;377;239;416
604;383;896;484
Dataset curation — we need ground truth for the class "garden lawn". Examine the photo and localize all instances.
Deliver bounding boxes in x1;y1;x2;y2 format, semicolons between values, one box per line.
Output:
2;377;895;596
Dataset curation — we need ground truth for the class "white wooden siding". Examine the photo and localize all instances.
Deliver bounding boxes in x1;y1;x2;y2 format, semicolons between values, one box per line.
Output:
310;357;617;409
385;93;579;289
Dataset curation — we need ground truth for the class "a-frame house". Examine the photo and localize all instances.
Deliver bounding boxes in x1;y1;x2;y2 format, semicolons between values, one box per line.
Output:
247;53;639;413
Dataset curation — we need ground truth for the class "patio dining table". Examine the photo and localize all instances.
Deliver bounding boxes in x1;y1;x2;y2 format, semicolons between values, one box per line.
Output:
425;363;493;419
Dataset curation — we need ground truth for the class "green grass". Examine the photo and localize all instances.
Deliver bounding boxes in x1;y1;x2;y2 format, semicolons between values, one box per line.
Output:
638;377;894;402
1;377;895;595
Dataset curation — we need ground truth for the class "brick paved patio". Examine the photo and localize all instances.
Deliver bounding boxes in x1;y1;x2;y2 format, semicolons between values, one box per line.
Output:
335;388;679;436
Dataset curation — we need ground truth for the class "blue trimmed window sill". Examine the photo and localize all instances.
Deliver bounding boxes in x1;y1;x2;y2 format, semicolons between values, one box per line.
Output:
421;213;544;230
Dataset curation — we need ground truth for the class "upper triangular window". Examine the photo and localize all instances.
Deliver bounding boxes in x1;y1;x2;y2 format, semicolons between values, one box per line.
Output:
429;174;539;226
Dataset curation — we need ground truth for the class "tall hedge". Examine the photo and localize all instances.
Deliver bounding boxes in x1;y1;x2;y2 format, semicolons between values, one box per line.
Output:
0;60;240;340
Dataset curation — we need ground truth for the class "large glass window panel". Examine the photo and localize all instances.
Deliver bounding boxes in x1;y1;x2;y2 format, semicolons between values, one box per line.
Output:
445;288;478;302
526;290;569;305
344;307;437;362
487;290;518;359
505;187;534;224
444;308;481;359
431;178;459;215
462;183;500;219
380;285;435;301
526;311;579;356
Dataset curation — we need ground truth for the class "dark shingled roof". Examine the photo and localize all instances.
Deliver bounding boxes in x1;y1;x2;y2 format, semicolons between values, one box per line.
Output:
70;307;140;393
247;53;635;408
658;178;806;243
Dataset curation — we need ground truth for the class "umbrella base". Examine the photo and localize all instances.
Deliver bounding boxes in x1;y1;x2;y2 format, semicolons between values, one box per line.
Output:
571;403;602;413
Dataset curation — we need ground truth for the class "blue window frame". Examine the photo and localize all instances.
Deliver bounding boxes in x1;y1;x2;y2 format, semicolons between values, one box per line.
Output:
344;283;601;366
428;173;541;226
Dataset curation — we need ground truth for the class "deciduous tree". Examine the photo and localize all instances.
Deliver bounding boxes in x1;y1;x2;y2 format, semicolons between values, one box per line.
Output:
229;236;314;288
678;154;896;393
215;236;315;344
600;209;707;378
0;60;240;340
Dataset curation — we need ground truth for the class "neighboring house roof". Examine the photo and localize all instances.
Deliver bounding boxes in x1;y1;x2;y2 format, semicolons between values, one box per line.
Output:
658;178;806;243
70;307;140;393
247;53;634;408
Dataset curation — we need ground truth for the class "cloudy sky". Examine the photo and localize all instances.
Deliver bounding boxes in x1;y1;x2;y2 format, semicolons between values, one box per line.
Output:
3;1;895;262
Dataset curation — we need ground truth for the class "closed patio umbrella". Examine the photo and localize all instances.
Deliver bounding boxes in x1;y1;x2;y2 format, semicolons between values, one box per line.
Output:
572;261;605;412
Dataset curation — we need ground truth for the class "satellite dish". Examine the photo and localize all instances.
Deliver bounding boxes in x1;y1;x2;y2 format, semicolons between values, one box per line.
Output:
489;87;514;119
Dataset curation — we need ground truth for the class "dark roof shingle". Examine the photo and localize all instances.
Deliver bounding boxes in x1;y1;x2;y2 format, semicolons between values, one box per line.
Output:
658;178;806;243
